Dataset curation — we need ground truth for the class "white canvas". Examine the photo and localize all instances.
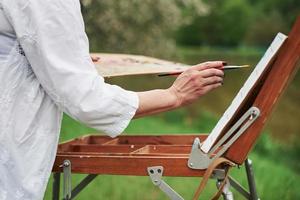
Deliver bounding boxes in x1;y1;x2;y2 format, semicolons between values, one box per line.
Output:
201;33;288;153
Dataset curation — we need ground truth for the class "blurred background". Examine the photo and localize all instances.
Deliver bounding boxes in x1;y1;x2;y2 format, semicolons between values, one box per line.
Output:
45;0;300;199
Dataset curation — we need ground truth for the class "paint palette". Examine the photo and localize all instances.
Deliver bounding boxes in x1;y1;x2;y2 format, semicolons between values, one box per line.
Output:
91;53;189;77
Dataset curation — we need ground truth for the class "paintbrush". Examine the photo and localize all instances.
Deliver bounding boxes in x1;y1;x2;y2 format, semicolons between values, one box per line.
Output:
158;65;250;77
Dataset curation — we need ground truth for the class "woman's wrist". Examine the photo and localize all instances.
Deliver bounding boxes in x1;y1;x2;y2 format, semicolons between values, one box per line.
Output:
166;87;182;109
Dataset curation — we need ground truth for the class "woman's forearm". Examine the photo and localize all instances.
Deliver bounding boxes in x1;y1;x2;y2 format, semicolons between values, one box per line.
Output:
135;89;179;118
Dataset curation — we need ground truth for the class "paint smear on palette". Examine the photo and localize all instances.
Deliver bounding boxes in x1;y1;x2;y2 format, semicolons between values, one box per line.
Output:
91;53;190;78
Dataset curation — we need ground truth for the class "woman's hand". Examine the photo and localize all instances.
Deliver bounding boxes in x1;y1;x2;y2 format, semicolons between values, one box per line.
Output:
135;61;224;118
168;61;225;107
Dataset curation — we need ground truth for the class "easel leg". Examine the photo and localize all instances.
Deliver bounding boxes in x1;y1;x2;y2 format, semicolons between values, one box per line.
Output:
53;160;99;200
62;160;72;200
52;173;61;200
245;159;259;200
216;178;234;200
217;158;259;200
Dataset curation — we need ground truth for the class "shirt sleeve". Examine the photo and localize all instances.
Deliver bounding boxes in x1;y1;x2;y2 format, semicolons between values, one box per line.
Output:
2;0;139;137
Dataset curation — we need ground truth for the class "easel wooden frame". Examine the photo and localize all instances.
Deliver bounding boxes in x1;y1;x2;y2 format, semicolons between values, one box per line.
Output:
52;135;259;200
51;17;300;199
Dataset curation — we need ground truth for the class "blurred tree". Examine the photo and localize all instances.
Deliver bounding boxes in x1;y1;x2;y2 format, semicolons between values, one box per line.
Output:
176;0;299;47
244;10;288;46
243;0;298;47
176;0;253;46
255;0;300;28
80;0;207;57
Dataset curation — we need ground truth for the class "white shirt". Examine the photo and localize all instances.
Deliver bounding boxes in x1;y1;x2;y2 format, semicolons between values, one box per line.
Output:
0;0;139;199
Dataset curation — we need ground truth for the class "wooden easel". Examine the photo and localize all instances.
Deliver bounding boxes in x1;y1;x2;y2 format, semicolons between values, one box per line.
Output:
52;17;300;200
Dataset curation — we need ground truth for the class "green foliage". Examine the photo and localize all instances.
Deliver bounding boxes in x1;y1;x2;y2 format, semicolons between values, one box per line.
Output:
176;0;299;47
244;10;288;46
253;0;300;27
176;0;253;46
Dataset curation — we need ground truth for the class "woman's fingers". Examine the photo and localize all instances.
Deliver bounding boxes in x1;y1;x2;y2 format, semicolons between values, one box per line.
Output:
200;83;222;94
190;61;225;71
188;68;223;86
202;76;223;86
199;68;224;78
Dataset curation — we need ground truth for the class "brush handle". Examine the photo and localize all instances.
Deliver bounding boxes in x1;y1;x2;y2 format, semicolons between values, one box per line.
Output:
158;65;250;77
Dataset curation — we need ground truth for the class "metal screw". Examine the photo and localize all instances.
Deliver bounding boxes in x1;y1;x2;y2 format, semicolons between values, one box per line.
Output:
59;160;71;168
63;161;70;167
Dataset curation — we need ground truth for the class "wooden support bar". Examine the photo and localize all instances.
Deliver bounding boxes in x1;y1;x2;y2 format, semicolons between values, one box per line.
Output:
53;155;205;177
67;144;144;153
57;135;92;151
57;152;189;157
59;144;192;154
129;145;150;154
101;138;120;145
116;135;206;145
133;145;192;154
59;134;206;147
87;135;117;144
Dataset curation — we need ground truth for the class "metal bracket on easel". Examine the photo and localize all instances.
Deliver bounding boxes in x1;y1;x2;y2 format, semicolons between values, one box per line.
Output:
147;166;229;200
147;166;184;200
188;106;260;170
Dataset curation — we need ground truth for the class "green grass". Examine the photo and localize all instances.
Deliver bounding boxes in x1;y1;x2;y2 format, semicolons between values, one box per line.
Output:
44;114;300;200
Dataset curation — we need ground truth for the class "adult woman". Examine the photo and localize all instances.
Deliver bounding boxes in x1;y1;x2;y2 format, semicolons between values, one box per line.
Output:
0;0;224;199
